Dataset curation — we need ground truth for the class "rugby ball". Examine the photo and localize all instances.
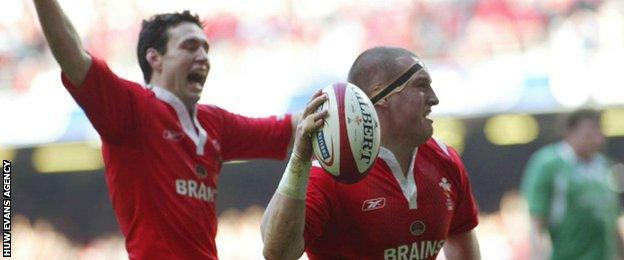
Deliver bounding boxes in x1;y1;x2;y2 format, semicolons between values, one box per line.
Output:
312;82;381;184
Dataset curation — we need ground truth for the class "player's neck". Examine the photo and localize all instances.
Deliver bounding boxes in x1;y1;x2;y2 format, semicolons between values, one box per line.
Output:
381;127;421;176
565;139;594;163
571;147;594;163
383;141;417;177
180;100;197;117
151;78;197;117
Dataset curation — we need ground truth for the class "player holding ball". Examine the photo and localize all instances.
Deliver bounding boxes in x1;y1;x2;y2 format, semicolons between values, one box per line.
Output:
262;46;481;260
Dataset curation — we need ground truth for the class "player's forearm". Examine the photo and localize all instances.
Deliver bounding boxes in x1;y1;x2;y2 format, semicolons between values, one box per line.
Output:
262;91;325;259
261;155;310;260
261;193;306;260
33;0;91;85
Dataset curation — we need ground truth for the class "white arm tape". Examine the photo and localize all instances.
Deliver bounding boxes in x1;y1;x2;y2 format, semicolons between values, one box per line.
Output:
276;155;311;200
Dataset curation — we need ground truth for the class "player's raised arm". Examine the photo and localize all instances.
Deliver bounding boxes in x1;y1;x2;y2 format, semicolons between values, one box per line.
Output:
261;91;327;260
33;0;92;86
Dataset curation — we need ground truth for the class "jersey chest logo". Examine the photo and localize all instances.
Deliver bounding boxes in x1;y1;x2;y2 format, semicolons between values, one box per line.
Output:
195;164;208;179
438;178;454;211
362;197;386;211
409;220;426;236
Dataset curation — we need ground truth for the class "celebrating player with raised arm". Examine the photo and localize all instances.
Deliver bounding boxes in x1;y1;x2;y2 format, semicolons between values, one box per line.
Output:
262;46;481;260
33;1;299;258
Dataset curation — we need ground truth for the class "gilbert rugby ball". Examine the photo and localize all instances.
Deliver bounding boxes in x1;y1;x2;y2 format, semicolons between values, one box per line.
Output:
312;82;381;184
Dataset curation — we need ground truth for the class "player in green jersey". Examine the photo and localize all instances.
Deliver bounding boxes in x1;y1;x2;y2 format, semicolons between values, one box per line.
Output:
521;109;623;260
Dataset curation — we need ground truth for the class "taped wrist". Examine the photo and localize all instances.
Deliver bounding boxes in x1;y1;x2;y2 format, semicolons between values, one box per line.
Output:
276;154;311;200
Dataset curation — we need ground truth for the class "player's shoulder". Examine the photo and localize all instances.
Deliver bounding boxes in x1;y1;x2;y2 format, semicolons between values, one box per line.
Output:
310;161;332;177
420;138;470;179
422;138;457;162
196;103;221;113
529;142;564;166
124;79;151;96
535;142;558;155
522;143;571;181
91;57;140;85
195;104;229;122
91;57;153;97
309;161;342;184
197;104;248;119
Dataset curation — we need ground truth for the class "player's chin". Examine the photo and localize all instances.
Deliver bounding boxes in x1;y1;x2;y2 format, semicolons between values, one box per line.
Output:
187;81;204;92
187;82;204;94
424;128;434;140
184;91;202;104
421;121;434;138
422;117;433;127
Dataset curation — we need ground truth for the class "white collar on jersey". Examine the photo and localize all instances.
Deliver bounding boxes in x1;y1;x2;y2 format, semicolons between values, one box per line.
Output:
378;146;419;209
558;141;606;175
151;86;207;156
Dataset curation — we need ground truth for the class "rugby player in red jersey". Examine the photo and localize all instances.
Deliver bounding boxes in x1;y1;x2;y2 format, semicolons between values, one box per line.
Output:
262;46;481;260
33;1;299;259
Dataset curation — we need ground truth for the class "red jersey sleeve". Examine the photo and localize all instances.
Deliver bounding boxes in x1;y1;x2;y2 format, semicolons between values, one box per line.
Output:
217;109;292;161
61;57;147;141
447;147;479;235
304;165;335;248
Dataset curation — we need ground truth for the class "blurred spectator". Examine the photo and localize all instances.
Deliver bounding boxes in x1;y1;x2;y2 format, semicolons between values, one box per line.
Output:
521;109;624;260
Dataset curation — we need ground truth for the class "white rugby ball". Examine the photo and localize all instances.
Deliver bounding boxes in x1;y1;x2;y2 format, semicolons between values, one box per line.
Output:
312;82;381;184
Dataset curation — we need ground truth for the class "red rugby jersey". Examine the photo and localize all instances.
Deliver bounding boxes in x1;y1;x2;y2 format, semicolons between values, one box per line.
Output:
61;57;292;259
304;139;478;260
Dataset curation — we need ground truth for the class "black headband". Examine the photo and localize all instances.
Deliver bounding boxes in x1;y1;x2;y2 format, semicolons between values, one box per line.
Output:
370;62;423;104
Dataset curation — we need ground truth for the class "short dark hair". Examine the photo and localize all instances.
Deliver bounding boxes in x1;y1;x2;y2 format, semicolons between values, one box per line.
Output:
566;109;601;132
137;10;203;83
347;46;416;94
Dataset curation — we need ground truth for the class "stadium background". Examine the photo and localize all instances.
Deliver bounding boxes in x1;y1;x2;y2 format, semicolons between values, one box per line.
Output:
2;0;624;259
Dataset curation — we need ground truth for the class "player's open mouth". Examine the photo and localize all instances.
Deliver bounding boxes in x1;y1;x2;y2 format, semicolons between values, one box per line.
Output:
187;71;207;86
424;110;433;122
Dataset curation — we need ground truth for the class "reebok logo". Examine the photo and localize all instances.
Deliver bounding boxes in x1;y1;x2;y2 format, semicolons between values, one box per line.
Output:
362;197;386;211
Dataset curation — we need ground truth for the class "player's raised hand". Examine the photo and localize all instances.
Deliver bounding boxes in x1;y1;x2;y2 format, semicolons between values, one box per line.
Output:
292;89;328;162
33;0;92;85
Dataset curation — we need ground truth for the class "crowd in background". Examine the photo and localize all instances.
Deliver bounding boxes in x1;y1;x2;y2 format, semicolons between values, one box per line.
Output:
2;0;622;97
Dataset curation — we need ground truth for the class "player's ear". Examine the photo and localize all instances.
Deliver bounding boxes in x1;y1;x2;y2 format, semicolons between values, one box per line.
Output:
146;48;162;72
